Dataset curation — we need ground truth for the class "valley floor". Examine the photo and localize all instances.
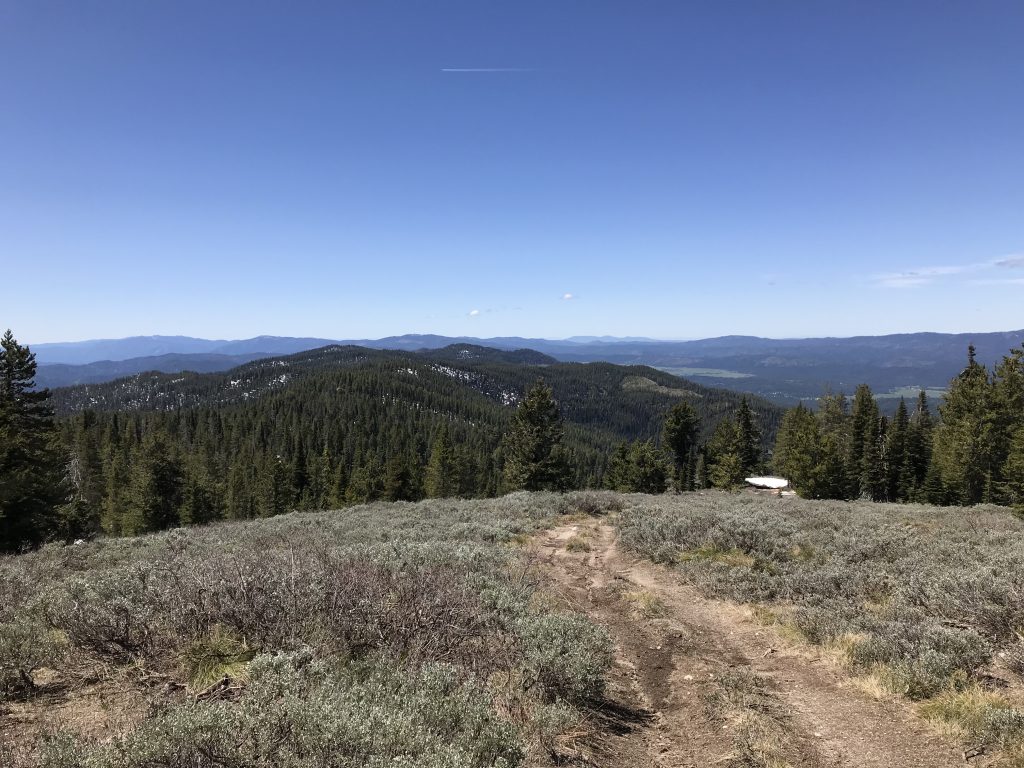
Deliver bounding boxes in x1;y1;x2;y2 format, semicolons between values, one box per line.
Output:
537;521;971;767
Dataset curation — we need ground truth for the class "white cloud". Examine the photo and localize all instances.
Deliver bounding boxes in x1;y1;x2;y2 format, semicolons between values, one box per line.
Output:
877;275;933;288
441;68;535;73
970;278;1024;286
468;309;480;317
874;254;1022;288
561;293;575;300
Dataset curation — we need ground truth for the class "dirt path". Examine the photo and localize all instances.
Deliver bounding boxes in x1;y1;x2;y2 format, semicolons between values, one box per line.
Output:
537;522;972;768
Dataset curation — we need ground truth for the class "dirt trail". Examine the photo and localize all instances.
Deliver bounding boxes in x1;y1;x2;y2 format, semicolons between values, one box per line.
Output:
537;522;972;768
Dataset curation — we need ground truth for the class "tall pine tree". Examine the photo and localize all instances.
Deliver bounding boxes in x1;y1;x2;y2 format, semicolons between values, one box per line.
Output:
0;331;65;551
502;380;570;492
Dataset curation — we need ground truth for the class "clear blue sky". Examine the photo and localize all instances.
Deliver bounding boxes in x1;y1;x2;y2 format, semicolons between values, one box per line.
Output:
3;1;1022;344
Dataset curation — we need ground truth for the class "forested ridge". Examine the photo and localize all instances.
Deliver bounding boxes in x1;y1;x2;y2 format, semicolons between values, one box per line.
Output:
8;330;1024;554
1;335;781;550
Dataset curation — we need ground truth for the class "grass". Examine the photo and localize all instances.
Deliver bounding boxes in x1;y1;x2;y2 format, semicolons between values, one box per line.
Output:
622;589;667;619
565;535;592;552
180;627;255;690
704;667;812;768
657;366;755;380
920;686;1024;757
679;543;757;568
875;386;948;401
620;375;698;398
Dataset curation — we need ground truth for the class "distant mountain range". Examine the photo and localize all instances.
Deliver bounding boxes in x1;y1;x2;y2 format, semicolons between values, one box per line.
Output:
32;330;1024;405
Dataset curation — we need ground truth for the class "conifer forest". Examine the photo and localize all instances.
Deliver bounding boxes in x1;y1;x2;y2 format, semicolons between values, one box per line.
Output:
3;329;1024;553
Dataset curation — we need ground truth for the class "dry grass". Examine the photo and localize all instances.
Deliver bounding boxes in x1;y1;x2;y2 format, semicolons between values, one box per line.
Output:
622;589;667;619
919;685;1024;762
565;532;598;557
679;544;756;568
704;667;816;768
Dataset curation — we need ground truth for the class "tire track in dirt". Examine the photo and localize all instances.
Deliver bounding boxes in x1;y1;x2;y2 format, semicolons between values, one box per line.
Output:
537;522;969;768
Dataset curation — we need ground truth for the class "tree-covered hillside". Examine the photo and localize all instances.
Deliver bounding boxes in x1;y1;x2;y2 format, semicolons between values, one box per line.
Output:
49;343;781;540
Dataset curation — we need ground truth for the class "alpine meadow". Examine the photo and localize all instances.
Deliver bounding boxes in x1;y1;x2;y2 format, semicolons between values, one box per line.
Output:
5;2;1024;767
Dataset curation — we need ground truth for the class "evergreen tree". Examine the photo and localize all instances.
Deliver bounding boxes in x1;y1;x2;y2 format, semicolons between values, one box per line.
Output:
308;446;335;509
1004;427;1024;508
123;433;183;534
101;448;132;534
694;449;710;490
424;426;459;498
735;397;762;474
225;459;255;519
605;443;632;491
60;409;105;539
772;403;820;494
502;381;570;492
991;345;1024;504
861;413;886;502
0;330;65;550
707;418;746;489
384;451;420;501
661;402;699;491
848;385;876;497
906;390;934;498
885;399;912;501
933;346;994;504
259;455;292;518
812;393;853;500
606;441;669;493
180;459;222;526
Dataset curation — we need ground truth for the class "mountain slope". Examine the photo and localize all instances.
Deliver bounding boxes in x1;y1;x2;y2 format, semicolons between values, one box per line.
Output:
35;330;1024;404
35;352;279;389
53;345;782;512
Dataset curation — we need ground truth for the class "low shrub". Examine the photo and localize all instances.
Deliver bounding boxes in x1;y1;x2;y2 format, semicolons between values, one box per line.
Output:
517;613;613;703
617;493;1024;701
41;652;524;768
3;495;614;764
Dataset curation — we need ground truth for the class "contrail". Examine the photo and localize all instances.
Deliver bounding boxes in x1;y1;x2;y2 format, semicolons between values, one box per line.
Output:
441;68;534;72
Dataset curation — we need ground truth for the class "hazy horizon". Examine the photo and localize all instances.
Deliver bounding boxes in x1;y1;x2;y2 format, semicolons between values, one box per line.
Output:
24;325;1024;349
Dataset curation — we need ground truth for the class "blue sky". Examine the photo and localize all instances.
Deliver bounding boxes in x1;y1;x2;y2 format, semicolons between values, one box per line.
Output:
2;1;1022;344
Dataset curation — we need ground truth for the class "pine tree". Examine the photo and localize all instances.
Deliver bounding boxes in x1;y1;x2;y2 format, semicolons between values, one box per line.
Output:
605;443;632;491
1004;427;1024;508
123;433;183;534
661;402;699;491
606;441;669;493
772;403;820;494
179;459;222;526
60;409;105;539
735;397;762;474
259;455;292;517
863;415;887;502
707;418;746;489
849;385;879;498
384;452;419;501
694;449;710;490
424;426;459;498
906;390;934;498
992;345;1024;504
502;380;570;492
813;393;853;500
885;399;912;502
933;346;994;504
0;330;65;550
101;448;131;534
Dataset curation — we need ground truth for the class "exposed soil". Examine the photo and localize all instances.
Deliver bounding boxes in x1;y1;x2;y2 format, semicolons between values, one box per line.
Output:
536;522;976;768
